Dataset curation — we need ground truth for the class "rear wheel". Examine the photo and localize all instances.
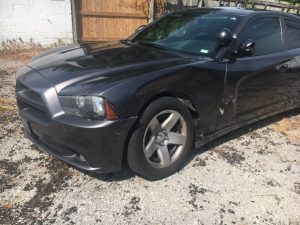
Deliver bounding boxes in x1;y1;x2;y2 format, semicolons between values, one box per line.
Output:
127;97;194;180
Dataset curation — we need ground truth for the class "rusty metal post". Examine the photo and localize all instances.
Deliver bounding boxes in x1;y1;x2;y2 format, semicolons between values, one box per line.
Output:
71;0;78;43
149;0;155;22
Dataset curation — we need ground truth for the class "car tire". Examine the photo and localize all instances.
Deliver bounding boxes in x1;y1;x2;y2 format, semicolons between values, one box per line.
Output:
127;97;194;180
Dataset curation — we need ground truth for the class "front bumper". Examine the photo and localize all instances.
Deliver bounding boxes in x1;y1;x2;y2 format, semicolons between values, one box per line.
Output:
16;67;137;173
21;112;136;173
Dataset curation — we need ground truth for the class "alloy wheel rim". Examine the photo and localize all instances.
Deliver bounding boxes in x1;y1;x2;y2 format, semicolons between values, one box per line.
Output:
143;110;187;168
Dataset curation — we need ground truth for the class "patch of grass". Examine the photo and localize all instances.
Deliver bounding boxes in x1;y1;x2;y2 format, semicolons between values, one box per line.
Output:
0;48;48;74
0;97;16;112
0;48;47;62
272;116;300;143
0;38;64;62
0;96;20;138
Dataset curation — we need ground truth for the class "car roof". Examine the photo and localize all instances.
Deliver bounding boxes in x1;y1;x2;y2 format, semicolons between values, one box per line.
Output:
175;7;300;20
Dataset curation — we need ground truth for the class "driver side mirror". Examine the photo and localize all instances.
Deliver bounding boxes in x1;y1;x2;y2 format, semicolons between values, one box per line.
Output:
237;39;256;57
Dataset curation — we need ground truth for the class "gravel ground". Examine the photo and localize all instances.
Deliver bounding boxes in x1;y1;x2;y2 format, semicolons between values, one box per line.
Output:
0;54;299;225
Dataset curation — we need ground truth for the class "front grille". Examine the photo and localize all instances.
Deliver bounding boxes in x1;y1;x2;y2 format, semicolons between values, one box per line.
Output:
17;91;46;112
16;80;49;127
16;81;46;113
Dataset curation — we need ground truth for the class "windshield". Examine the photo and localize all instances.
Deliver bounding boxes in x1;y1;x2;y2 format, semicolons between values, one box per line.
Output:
131;10;242;57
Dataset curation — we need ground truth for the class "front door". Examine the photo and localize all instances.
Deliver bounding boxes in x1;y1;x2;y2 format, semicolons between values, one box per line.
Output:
217;16;295;129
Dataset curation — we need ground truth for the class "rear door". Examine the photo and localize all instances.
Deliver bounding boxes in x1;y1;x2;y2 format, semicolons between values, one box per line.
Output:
217;15;295;129
283;17;300;105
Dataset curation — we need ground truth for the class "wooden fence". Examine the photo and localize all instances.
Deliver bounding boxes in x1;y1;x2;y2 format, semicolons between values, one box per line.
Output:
74;0;149;42
73;0;300;43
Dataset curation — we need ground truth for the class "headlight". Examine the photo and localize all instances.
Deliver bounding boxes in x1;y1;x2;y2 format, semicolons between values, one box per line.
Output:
59;96;118;120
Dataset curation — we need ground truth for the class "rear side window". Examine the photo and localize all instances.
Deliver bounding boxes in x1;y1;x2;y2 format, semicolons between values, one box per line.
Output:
285;19;300;49
238;17;283;56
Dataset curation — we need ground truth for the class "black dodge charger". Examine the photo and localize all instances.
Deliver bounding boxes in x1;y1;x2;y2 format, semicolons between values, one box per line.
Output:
16;7;300;180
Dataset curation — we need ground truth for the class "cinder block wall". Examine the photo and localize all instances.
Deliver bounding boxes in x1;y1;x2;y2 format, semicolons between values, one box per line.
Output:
0;0;73;48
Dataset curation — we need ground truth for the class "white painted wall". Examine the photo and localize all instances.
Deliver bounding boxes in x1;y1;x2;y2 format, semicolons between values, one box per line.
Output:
0;0;73;48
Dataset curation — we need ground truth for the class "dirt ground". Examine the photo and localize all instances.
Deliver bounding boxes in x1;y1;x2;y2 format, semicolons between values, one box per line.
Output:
0;51;299;225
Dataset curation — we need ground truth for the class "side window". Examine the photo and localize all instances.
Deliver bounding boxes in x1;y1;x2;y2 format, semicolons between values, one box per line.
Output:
238;17;283;56
285;19;300;49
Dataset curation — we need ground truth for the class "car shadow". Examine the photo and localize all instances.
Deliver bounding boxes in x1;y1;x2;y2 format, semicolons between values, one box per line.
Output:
73;163;136;182
78;108;300;182
185;108;300;166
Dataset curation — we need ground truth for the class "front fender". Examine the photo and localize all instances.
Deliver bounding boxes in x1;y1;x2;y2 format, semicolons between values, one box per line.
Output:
101;61;226;135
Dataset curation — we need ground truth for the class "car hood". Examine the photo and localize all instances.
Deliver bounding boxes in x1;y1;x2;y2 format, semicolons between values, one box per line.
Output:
27;42;199;94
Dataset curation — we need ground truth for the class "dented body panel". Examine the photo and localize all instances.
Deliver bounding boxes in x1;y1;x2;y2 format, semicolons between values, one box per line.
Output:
15;8;300;172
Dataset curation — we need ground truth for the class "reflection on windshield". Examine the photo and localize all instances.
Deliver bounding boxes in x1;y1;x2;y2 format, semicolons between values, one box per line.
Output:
131;10;242;57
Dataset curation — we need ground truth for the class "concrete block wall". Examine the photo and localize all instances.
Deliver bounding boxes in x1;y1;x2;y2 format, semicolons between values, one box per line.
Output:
0;0;73;48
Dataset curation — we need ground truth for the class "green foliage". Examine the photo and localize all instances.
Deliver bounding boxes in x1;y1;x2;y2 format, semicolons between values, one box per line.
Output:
283;0;300;3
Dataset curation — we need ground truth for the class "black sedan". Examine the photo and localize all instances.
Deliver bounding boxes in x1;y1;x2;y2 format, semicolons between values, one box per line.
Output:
16;7;300;180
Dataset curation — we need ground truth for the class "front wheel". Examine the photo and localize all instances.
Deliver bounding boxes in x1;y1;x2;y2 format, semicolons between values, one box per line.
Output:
127;97;194;180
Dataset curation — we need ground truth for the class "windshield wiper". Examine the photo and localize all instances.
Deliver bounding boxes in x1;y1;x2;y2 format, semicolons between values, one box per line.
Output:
135;41;168;51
